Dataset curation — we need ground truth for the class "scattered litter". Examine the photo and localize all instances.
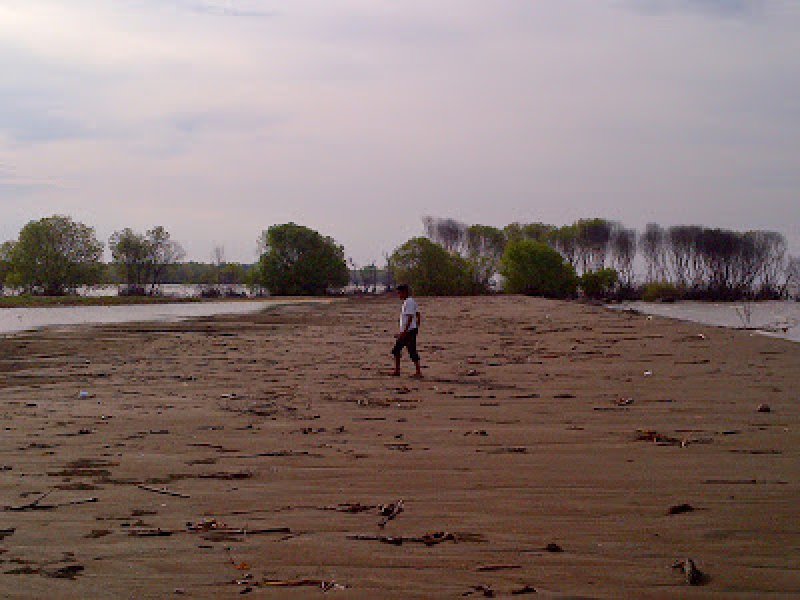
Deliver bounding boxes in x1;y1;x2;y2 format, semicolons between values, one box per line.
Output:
643;370;653;377
78;391;92;399
757;403;771;413
615;397;634;406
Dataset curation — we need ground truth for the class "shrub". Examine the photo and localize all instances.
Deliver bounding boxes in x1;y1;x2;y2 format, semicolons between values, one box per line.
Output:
390;237;476;296
500;240;578;298
580;268;619;299
642;282;684;302
256;223;349;295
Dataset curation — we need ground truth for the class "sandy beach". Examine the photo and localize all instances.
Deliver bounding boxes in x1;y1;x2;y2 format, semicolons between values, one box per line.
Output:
0;295;797;599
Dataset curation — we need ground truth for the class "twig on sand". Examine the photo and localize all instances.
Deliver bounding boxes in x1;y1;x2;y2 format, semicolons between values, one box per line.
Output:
4;490;53;512
348;531;485;546
261;579;344;592
137;484;190;499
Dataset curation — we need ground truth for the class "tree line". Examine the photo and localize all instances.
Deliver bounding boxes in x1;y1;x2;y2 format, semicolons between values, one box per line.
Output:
400;217;799;301
1;214;797;301
0;216;348;297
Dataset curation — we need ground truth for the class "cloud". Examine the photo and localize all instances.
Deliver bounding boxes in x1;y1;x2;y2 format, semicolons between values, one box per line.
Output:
166;1;278;18
627;0;766;18
0;1;797;261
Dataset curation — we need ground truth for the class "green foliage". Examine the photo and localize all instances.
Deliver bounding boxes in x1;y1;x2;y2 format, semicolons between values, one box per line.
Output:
7;215;104;295
219;262;246;285
579;268;619;299
642;282;684;302
256;223;349;295
390;237;475;296
109;228;151;293
504;222;554;243
0;241;14;288
500;240;578;298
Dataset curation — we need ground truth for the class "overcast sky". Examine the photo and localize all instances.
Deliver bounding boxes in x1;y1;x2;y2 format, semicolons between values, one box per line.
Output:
1;0;798;263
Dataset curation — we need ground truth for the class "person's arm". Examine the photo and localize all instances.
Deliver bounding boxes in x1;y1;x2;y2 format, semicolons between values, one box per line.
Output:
400;314;413;336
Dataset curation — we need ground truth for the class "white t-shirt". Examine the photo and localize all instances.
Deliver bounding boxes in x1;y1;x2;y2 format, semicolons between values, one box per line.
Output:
400;297;419;331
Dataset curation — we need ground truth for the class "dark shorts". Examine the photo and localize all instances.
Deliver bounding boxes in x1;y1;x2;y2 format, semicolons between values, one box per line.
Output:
391;328;420;362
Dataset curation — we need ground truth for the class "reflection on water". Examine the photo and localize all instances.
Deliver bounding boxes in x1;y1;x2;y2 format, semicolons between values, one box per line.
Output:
0;300;315;335
613;301;800;343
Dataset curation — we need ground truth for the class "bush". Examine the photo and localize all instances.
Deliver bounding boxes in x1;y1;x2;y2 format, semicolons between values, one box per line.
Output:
7;215;104;295
256;223;349;295
390;237;476;296
500;240;578;298
642;282;684;302
580;268;619;299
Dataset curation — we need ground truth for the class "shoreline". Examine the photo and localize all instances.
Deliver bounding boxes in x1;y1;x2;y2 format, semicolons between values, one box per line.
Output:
0;295;797;598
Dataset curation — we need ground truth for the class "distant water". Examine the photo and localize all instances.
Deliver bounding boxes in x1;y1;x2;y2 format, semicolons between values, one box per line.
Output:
611;301;800;343
0;300;307;335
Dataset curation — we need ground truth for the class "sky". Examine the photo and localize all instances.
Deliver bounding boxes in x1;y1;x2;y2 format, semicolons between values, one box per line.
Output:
0;0;798;264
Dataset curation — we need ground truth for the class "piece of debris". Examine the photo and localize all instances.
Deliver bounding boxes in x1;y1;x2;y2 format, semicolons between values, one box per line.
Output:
0;528;15;540
84;529;112;539
667;503;694;515
261;579;344;591
378;499;404;528
187;518;225;532
511;585;538;595
635;430;681;446
476;564;521;572
616;397;634;406
672;558;707;585
128;528;173;537
43;564;84;579
757;403;771;413
643;370;653;377
544;542;563;553
463;584;494;597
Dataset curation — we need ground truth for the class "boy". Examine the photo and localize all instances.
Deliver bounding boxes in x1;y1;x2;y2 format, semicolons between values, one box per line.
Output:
391;284;422;377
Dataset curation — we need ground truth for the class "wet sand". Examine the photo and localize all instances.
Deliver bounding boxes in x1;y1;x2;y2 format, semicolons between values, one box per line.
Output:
0;296;797;599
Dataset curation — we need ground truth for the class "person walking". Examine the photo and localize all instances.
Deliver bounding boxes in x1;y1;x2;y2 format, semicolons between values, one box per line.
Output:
391;284;422;377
